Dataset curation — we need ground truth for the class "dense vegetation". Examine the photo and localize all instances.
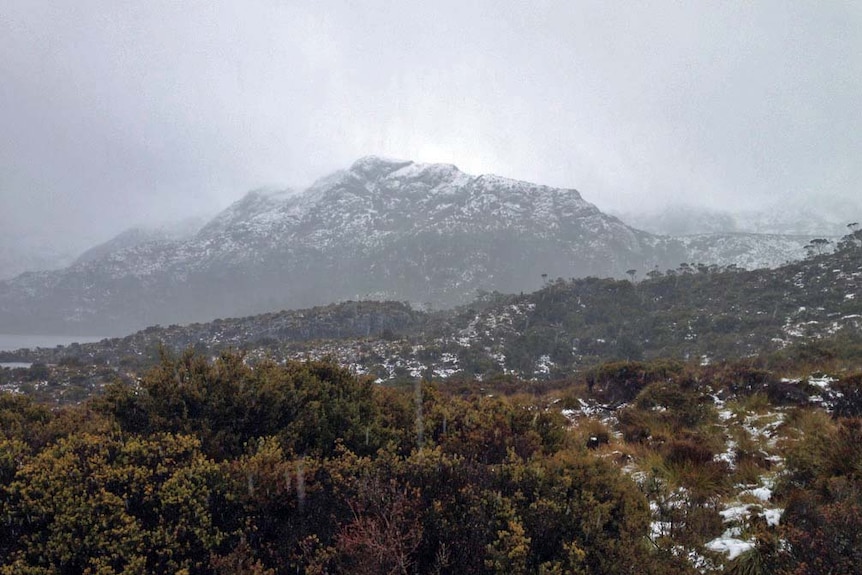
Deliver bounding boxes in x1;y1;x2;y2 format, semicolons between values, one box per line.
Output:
0;352;649;574
3;349;862;574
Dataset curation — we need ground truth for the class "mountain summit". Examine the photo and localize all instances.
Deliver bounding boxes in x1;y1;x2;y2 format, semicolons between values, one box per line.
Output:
0;158;801;335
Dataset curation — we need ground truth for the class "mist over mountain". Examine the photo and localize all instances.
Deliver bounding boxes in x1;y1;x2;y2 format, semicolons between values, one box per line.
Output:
0;217;212;281
615;201;855;237
0;232;85;281
73;217;208;266
0;157;837;336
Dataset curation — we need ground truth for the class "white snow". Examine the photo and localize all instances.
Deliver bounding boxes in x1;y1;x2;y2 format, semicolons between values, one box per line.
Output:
705;537;754;560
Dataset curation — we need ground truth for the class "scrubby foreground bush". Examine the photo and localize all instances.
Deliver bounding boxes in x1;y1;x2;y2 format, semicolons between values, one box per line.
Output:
0;351;686;575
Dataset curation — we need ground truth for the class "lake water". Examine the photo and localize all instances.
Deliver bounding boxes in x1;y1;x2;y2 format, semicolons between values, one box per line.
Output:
0;334;107;352
0;362;32;369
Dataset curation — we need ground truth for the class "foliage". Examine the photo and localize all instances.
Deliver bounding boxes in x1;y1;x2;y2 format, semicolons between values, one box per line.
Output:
584;360;684;405
775;415;862;574
98;349;405;459
1;432;229;574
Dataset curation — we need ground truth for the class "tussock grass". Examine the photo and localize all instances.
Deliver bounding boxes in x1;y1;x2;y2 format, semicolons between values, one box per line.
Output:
734;392;772;415
569;417;613;448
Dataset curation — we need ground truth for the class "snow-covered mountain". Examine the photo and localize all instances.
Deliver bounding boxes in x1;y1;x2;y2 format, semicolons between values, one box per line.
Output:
0;156;819;335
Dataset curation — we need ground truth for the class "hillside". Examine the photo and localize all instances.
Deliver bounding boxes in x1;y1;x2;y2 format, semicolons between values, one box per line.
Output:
6;229;860;380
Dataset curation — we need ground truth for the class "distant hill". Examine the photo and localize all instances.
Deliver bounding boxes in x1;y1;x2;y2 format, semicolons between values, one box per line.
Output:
7;228;860;381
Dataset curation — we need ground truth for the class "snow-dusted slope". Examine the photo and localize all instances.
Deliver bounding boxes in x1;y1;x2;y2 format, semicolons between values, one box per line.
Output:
190;157;659;268
0;157;813;334
677;233;814;270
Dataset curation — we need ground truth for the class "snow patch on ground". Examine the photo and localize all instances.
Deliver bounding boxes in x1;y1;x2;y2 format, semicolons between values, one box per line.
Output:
705;476;783;562
705;537;754;560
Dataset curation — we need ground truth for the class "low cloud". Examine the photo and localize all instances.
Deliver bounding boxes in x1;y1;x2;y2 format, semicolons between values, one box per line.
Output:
1;0;859;250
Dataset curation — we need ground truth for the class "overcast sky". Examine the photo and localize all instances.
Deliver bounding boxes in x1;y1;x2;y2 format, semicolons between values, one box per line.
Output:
2;1;860;248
